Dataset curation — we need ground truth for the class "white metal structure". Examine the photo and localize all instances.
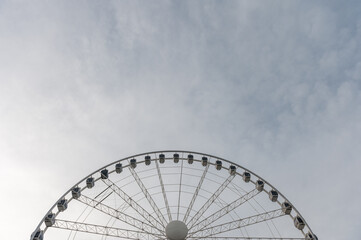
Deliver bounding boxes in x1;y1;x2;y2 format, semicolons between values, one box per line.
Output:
31;150;318;240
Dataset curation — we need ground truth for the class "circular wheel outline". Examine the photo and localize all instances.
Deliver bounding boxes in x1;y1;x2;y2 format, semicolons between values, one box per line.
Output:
31;150;317;239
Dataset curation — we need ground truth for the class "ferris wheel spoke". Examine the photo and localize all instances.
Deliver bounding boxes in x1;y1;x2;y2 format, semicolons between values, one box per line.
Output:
177;159;184;220
187;174;235;228
188;208;285;238
155;159;172;222
128;163;168;227
76;194;163;235
102;178;164;231
183;164;209;222
189;188;261;233
52;219;163;240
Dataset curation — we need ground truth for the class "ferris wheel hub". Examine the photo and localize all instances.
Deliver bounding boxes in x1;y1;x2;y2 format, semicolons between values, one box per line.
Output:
165;220;188;240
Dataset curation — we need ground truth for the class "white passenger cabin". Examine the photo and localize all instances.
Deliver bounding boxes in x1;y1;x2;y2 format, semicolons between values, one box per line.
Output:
32;230;44;240
256;180;264;191
282;202;292;214
243;172;251;182
57;199;68;212
201;157;208;166
72;187;81;199
215;160;222;170
187;154;194;164
306;232;318;240
269;190;278;202
115;163;122;173
229;165;236;175
86;177;95;188
159;154;165;164
45;213;55;227
294;216;305;230
101;169;108;179
130;159;137;168
173;153;179;163
145;156;151;165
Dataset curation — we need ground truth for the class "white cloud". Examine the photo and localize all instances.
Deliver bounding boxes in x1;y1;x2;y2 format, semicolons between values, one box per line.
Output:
0;1;360;239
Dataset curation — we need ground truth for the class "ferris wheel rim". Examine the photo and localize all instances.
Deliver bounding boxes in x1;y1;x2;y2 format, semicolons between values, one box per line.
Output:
31;150;316;240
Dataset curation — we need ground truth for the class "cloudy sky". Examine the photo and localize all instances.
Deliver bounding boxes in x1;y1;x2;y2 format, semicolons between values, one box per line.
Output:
1;1;360;239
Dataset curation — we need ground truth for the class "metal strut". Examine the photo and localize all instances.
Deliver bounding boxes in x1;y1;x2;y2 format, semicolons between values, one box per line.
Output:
52;219;163;240
187;174;235;228
76;194;163;235
189;188;260;233
102;178;164;231
128;164;168;227
189;209;285;238
155;159;172;222
183;164;209;222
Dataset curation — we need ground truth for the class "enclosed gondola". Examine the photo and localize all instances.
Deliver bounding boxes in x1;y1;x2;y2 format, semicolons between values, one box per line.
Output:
173;153;179;163
243;171;251;182
100;169;108;179
201;156;208;166
159;154;165;164
115;163;122;173
145;155;151;165
71;187;81;199
215;160;222;170
57;199;68;212
130;158;137;168
86;177;94;188
187;154;194;164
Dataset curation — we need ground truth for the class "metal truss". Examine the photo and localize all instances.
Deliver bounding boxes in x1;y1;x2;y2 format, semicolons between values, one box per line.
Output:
155;159;172;222
189;188;261;233
76;194;163;235
128;162;168;227
177;159;184;219
32;151;315;240
102;178;164;231
187;174;235;228
183;164;209;222
189;209;285;238
52;219;163;240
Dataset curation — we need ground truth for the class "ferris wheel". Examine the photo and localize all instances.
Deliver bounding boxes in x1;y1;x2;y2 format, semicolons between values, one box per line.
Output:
31;150;317;240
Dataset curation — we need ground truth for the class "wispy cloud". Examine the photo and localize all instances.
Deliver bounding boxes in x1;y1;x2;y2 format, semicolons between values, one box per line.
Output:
0;1;360;239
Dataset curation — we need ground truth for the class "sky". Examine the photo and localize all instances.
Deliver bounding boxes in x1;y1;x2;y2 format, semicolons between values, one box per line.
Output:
0;0;361;239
